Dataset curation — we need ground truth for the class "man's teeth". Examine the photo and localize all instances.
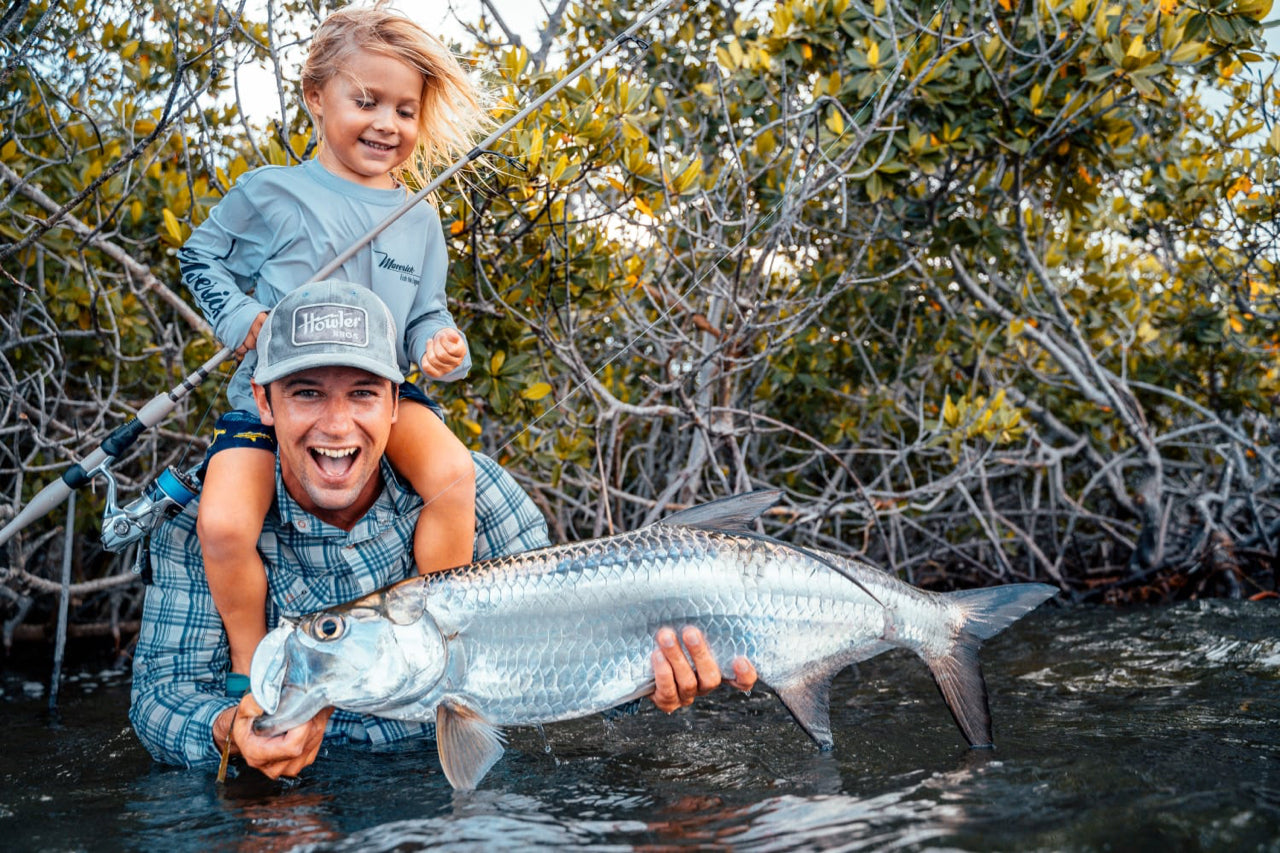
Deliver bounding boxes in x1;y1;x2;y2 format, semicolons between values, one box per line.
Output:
315;447;357;458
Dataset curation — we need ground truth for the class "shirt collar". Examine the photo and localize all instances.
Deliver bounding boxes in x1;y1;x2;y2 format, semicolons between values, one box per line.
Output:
270;457;421;537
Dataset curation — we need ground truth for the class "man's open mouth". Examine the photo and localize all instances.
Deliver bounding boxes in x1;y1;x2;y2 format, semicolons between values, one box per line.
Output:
310;446;359;478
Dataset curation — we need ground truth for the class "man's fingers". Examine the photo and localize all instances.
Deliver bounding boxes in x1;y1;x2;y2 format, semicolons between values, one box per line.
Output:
727;656;758;693
681;626;722;695
657;627;699;706
650;648;680;713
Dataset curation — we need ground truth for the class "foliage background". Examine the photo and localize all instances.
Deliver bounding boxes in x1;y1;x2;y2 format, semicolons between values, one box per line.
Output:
1;0;1277;652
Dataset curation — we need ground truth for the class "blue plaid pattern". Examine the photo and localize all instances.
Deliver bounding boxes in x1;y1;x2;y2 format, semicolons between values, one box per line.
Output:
129;452;549;767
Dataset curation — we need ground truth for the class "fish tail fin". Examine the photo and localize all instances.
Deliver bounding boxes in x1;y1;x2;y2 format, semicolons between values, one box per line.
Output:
927;583;1056;748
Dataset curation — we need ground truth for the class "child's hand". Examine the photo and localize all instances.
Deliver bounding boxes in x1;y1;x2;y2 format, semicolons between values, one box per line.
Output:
235;312;269;360
421;328;467;378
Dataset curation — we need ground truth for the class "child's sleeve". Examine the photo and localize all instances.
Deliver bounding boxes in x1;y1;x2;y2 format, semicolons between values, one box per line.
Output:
404;208;471;382
178;176;276;352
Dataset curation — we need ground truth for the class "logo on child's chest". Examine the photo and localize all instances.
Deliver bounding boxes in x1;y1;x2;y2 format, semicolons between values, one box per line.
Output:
373;250;419;285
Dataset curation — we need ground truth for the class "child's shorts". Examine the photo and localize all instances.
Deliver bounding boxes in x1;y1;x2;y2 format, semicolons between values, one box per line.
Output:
200;382;443;473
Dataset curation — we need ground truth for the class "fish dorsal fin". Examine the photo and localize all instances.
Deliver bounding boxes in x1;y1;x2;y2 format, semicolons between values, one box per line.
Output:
659;490;781;532
435;700;506;791
773;674;835;751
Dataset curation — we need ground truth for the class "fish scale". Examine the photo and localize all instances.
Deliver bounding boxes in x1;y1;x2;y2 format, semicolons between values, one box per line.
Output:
430;529;878;723
251;490;1057;790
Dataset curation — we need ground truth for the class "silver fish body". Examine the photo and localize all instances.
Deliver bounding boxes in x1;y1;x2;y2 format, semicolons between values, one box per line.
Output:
251;491;1055;789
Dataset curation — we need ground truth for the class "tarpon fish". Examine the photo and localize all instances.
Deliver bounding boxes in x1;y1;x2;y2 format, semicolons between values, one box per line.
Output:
250;491;1055;790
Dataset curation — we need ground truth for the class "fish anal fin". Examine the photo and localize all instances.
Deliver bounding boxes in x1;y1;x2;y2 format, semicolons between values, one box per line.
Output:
774;674;835;751
435;700;506;791
658;490;781;532
927;636;993;748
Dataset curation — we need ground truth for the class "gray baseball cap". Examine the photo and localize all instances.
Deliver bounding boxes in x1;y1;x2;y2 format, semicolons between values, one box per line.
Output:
254;280;405;386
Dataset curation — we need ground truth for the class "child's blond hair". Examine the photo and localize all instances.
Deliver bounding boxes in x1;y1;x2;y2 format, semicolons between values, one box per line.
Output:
301;2;486;188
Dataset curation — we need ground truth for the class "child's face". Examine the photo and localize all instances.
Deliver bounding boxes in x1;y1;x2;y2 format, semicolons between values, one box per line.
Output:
305;50;423;189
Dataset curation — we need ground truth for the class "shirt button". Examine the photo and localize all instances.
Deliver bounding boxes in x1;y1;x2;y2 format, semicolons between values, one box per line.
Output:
295;519;309;531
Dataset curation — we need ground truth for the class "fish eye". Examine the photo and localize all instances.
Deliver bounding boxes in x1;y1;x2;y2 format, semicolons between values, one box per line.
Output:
310;614;346;641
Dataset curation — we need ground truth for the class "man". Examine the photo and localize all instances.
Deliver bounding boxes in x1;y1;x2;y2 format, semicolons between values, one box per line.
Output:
129;281;756;779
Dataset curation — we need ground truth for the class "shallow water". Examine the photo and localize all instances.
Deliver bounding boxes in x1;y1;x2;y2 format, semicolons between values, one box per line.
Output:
2;600;1278;851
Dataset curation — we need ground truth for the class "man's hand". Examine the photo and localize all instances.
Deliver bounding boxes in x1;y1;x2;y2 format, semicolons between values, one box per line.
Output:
235;311;269;360
214;693;334;779
420;328;467;378
650;625;757;713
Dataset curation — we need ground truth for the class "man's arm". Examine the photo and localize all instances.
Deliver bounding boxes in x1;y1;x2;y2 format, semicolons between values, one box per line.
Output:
128;506;238;767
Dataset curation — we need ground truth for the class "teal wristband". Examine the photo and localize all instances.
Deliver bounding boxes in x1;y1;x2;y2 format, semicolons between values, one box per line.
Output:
226;673;250;699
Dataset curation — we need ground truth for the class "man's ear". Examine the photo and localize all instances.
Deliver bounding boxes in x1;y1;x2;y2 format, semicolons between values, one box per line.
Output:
389;385;399;425
252;381;275;426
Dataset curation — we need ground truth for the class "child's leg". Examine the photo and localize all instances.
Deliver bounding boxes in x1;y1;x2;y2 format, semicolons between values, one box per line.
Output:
197;445;275;674
385;402;476;573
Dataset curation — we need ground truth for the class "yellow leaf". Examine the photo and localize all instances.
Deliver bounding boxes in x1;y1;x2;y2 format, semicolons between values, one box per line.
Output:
1227;175;1252;199
490;351;506;373
1229;316;1244;333
461;418;482;436
521;382;553;401
997;0;1012;11
634;196;655;218
826;110;845;135
1170;41;1204;64
450;219;465;235
527;132;543;170
162;208;182;243
942;394;960;427
867;41;880;68
0;140;15;160
131;200;142;223
548;153;569;183
1159;0;1177;12
671;157;703;194
607;176;626;192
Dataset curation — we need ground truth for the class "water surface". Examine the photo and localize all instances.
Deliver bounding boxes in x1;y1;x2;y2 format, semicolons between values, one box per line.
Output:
2;600;1278;850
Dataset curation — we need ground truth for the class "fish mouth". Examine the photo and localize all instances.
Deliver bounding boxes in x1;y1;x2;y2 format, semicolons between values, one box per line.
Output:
252;683;329;736
250;623;293;714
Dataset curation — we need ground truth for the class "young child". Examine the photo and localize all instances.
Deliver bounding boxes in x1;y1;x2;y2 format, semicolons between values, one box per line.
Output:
178;3;487;678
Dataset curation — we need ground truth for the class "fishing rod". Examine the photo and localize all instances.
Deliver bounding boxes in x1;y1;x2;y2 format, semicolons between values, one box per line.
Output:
0;0;678;551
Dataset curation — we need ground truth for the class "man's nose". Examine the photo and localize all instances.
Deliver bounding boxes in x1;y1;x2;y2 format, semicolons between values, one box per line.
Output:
317;397;355;433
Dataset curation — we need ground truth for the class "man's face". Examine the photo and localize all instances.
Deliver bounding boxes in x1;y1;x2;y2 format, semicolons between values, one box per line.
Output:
253;366;399;530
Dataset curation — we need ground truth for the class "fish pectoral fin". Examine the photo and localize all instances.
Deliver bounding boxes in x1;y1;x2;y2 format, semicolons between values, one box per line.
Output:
435;700;506;791
773;676;835;751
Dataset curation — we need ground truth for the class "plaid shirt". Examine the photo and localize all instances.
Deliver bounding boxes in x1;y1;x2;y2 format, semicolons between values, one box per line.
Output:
129;452;549;768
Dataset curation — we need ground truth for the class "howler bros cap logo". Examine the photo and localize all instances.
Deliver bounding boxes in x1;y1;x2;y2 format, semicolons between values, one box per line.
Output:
291;304;368;347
